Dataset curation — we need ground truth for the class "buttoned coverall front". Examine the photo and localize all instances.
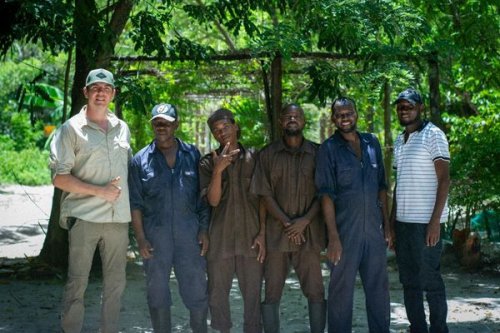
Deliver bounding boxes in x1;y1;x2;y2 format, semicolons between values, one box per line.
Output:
315;131;390;333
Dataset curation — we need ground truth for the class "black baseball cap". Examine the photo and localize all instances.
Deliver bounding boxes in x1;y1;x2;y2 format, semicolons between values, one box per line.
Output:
394;88;423;105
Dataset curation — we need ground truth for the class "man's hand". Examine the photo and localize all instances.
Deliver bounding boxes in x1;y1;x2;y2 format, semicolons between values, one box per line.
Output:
389;228;396;251
99;176;122;202
280;218;306;245
285;217;309;239
137;238;154;259
251;232;266;263
212;142;240;174
385;228;394;250
290;234;306;245
426;219;441;247
198;231;209;256
327;235;342;266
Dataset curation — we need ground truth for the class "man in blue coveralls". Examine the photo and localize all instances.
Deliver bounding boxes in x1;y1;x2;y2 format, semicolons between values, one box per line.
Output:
315;97;392;333
129;103;209;332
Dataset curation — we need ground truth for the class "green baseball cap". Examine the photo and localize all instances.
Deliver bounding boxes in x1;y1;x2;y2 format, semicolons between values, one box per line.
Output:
86;68;115;88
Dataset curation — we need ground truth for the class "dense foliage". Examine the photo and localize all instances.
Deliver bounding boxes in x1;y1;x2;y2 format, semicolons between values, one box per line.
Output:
446;95;500;236
0;0;498;247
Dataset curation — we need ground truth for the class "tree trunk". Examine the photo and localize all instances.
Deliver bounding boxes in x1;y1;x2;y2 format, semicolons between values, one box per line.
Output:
70;0;134;116
62;48;72;123
38;188;68;267
261;61;273;137
270;54;282;141
428;51;443;130
320;112;327;143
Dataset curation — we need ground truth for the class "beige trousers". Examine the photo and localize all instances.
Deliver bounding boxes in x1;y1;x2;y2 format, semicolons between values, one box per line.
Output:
61;219;129;333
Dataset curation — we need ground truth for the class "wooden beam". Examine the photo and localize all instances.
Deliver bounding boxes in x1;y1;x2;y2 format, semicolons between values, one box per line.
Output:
111;51;356;62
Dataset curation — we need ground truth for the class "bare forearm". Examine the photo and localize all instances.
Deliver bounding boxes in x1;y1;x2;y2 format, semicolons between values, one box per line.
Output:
389;185;397;228
132;209;154;258
430;179;450;223
263;196;290;226
303;199;320;223
54;173;122;202
321;195;339;239
430;160;450;223
258;199;266;234
53;174;102;196
131;209;146;242
206;170;223;207
378;190;389;228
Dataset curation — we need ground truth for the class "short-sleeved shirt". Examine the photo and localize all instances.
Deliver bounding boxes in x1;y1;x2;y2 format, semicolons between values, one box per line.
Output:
393;121;450;223
128;138;209;237
199;144;260;260
251;138;325;252
49;106;131;228
315;131;387;241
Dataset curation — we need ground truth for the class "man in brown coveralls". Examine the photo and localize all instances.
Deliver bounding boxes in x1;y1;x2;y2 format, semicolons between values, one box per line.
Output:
199;108;266;333
251;103;326;333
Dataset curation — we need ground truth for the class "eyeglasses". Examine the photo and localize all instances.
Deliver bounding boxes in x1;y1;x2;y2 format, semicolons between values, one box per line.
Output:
87;85;113;94
333;111;356;120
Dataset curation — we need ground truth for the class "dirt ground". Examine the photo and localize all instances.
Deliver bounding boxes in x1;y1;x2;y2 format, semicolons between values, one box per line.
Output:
0;185;499;332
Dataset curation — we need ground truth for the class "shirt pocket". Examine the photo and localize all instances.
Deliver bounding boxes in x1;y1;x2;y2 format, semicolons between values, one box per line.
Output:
75;138;106;166
242;177;259;204
270;165;284;187
142;172;163;198
114;140;130;164
179;170;199;208
300;163;316;197
366;159;381;185
336;167;353;189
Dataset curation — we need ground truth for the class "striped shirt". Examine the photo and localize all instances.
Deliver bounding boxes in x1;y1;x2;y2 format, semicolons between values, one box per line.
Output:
393;121;450;224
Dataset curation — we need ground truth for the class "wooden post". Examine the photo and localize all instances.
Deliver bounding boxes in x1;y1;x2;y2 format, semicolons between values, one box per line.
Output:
270;54;282;141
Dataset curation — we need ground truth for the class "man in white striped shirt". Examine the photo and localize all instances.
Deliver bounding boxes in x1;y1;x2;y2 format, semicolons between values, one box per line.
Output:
390;88;450;333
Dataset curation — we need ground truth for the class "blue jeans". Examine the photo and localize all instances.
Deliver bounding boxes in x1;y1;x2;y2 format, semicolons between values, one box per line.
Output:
395;222;448;333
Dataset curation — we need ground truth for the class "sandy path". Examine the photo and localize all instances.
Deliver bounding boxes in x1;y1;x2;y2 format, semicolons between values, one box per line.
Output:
0;185;52;258
0;185;499;332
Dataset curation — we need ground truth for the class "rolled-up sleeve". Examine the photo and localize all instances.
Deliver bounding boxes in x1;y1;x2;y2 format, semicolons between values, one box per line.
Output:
49;124;75;178
128;156;144;212
315;141;336;202
250;148;273;197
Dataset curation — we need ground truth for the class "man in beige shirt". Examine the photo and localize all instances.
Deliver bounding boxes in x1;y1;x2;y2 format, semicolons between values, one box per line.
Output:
50;68;131;333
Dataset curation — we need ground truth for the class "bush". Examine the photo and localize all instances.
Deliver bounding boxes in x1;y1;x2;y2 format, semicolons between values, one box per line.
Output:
0;142;51;185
